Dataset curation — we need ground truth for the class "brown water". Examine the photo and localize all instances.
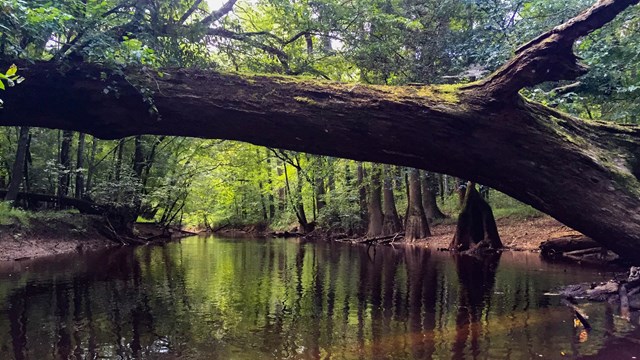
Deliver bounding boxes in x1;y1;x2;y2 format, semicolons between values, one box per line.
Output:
0;236;638;359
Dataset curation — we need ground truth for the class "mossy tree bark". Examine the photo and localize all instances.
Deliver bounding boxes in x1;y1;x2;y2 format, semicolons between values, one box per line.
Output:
449;183;503;252
3;0;640;257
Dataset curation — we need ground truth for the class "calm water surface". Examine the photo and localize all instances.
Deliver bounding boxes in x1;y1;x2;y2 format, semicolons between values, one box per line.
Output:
0;236;639;359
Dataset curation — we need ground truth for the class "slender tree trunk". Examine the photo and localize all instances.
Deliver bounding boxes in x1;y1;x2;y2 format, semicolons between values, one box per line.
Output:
405;168;430;241
366;164;384;238
265;149;276;219
421;170;446;221
114;138;125;182
357;162;367;233
85;137;98;195
4;127;30;203
132;135;145;179
75;132;86;199
57;130;73;206
382;164;402;234
315;172;326;214
276;160;286;212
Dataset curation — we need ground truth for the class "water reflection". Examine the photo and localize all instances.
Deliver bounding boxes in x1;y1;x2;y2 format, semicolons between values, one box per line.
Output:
0;237;636;359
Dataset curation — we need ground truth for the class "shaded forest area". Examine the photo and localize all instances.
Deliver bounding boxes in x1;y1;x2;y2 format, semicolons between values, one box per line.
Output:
2;0;640;257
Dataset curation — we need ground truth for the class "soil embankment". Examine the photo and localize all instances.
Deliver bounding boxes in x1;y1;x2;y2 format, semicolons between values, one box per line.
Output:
0;214;116;261
1;215;579;262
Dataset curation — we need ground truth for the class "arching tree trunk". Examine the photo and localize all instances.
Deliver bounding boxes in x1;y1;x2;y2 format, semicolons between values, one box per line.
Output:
4;0;640;258
449;182;503;252
405;168;430;241
382;164;402;234
366;164;384;238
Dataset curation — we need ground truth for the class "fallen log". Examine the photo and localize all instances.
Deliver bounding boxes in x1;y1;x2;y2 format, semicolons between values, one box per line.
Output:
0;190;106;215
540;236;601;257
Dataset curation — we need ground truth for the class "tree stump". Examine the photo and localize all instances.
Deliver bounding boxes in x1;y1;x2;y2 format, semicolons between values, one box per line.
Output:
449;182;503;252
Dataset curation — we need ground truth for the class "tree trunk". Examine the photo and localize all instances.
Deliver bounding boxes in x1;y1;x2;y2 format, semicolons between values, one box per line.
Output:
449;183;503;252
4;0;640;258
366;164;384;238
421;170;446;221
405;168;430;241
85;137;98;194
265;149;276;219
382;164;402;234
57;130;73;205
357;162;367;233
4;127;30;203
75;132;86;199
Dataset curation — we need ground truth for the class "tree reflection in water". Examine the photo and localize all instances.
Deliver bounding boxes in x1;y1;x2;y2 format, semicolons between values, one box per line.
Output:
0;237;635;359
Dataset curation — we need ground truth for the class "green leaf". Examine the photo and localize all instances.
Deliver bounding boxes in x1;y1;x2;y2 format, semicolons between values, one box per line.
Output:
5;64;17;77
0;81;5;90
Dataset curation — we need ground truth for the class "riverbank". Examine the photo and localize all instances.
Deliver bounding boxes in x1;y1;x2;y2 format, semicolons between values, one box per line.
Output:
416;216;581;251
0;212;117;261
0;211;579;262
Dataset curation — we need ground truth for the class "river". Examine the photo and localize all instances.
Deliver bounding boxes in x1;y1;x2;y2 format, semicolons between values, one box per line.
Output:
0;236;638;359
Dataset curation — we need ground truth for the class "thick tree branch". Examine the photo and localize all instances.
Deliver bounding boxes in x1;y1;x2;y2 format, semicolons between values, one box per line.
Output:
466;0;639;98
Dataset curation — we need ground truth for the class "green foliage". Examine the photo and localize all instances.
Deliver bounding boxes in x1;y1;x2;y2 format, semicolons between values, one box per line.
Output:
0;201;29;226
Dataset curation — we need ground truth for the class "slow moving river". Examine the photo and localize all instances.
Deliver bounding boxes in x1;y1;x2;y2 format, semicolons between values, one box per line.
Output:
0;236;638;359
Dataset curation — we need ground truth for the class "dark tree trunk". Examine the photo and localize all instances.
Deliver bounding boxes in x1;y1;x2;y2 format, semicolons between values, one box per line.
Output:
421;170;446;221
382;164;402;234
114;138;125;182
276;161;286;212
366;164;384;238
405;168;430;241
85;137;98;194
449;183;503;252
132;135;145;179
4;0;640;258
314;172;326;214
266;150;276;219
4;127;30;203
75;132;86;199
57;130;73;205
357;162;367;232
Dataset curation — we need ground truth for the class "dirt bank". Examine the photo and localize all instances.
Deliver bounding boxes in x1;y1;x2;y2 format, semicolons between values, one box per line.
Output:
0;214;579;262
0;213;116;261
415;216;581;250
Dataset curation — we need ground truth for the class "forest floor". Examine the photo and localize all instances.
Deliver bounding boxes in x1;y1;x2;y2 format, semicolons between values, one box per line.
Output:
414;216;580;251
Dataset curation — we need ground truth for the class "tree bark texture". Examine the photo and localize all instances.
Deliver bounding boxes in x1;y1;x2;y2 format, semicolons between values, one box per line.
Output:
366;164;384;238
421;170;446;221
405;168;431;241
3;0;640;258
4;126;30;203
449;183;503;252
382;164;402;234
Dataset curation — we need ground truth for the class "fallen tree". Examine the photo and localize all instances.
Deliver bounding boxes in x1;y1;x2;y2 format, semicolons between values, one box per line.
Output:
2;1;640;259
0;190;105;215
